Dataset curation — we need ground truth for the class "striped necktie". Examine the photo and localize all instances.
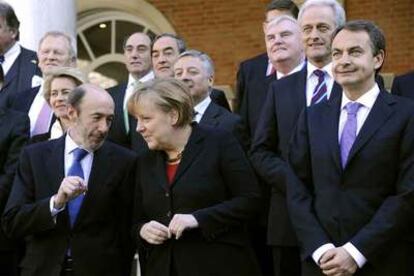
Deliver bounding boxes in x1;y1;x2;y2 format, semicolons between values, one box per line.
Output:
311;69;327;105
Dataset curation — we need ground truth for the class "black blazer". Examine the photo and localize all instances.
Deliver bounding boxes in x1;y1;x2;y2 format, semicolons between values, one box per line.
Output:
200;101;249;151
288;90;414;275
250;66;341;246
0;109;29;249
133;125;261;276
0;47;40;108
391;71;414;99
210;88;231;111
236;52;277;140
107;83;148;156
2;137;136;276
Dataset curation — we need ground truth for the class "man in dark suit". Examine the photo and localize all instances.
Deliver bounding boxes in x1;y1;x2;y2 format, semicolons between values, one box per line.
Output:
250;1;346;275
391;71;414;99
107;32;154;155
235;0;299;139
2;84;136;275
174;49;248;150
0;2;41;108
152;33;230;110
288;20;414;276
0;108;29;276
6;31;76;137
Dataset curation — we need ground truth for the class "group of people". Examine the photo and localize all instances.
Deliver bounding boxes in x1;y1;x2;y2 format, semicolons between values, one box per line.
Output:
0;0;413;275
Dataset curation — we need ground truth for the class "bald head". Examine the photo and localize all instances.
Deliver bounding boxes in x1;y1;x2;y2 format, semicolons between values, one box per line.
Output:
67;84;114;151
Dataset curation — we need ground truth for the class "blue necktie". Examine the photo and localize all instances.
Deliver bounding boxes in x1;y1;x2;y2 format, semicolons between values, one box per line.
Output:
311;69;328;105
340;102;362;168
67;148;88;227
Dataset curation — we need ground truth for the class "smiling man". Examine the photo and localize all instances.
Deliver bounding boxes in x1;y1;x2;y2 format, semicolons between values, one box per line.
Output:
3;84;136;276
107;32;153;154
287;20;414;276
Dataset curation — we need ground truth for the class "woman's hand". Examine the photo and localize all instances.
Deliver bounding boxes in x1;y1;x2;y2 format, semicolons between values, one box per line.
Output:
139;220;171;244
168;214;199;239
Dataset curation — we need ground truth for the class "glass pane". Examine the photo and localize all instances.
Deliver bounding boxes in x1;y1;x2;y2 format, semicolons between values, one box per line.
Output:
83;21;112;57
93;62;128;87
77;34;91;61
115;21;144;54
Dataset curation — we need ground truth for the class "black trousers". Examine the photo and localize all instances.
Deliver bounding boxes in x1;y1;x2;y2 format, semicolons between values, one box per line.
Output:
272;246;301;276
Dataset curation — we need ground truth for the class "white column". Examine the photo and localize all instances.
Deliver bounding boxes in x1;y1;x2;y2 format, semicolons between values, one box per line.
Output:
5;0;76;52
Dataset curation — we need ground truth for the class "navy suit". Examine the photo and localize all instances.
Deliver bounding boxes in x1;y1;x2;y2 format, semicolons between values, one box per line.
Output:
236;53;276;140
107;83;148;156
391;71;414;99
0;47;40;108
7;86;39;113
288;90;414;275
133;125;261;276
0;109;29;276
2;137;136;276
200;101;249;151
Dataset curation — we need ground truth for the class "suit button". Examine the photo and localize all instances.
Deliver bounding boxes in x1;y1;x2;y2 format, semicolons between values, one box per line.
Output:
167;211;171;218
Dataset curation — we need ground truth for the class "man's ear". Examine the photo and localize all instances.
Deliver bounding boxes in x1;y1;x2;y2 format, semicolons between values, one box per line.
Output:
67;104;78;121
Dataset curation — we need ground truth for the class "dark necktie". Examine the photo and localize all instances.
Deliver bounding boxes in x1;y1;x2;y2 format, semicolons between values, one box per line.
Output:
311;69;327;105
340;102;362;167
67;148;88;227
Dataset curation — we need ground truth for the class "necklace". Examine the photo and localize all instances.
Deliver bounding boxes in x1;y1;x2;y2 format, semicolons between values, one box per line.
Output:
167;151;183;163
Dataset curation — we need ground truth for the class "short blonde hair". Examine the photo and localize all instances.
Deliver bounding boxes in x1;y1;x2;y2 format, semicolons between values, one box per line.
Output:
127;78;194;128
43;67;87;103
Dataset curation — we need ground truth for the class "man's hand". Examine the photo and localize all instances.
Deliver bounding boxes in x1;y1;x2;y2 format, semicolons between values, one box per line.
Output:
53;176;87;209
168;214;199;239
139;220;171;245
319;247;358;276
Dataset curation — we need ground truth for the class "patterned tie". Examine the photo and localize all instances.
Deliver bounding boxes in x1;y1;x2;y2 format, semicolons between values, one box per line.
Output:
67;148;88;227
311;69;328;105
32;101;52;136
340;102;362;168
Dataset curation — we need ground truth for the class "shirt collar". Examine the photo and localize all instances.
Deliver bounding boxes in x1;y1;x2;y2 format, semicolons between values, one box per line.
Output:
341;83;380;111
307;62;333;80
128;70;155;87
4;42;19;59
194;96;212;116
266;60;274;77
65;131;92;155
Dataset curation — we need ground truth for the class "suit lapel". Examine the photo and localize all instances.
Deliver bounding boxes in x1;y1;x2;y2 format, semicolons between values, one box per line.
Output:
47;136;65;192
170;126;205;186
346;91;395;166
199;102;220;127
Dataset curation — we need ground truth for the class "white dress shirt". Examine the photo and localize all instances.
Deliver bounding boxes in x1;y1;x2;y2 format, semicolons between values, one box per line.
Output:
49;120;65;140
50;133;94;216
2;42;20;75
312;83;381;269
193;96;212;123
306;62;334;106
123;71;155;111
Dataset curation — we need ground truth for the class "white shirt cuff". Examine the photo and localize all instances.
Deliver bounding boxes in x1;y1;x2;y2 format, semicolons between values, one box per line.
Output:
343;242;367;268
312;243;335;264
49;195;65;217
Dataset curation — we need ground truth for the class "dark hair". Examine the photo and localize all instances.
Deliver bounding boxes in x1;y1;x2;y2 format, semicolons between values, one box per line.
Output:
266;0;299;19
151;33;186;54
67;86;86;113
332;20;386;73
0;1;19;40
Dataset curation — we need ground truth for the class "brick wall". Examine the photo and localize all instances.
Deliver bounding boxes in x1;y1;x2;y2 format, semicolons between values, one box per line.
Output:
147;0;413;89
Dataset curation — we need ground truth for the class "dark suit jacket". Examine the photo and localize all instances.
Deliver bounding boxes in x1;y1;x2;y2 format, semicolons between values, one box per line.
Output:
0;47;40;108
250;66;341;246
133;125;261;276
210;88;230;111
287;90;414;275
391;71;414;99
7;86;39;113
236;53;277;140
2;137;136;276
0;109;29;249
200;101;249;151
107;83;148;156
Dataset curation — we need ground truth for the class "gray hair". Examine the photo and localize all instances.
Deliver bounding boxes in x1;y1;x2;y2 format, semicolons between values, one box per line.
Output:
38;31;76;62
298;0;346;29
176;49;215;78
266;14;299;30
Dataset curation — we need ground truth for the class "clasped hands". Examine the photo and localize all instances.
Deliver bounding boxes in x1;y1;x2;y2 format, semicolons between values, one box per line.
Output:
319;247;358;276
139;214;198;244
53;176;87;209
